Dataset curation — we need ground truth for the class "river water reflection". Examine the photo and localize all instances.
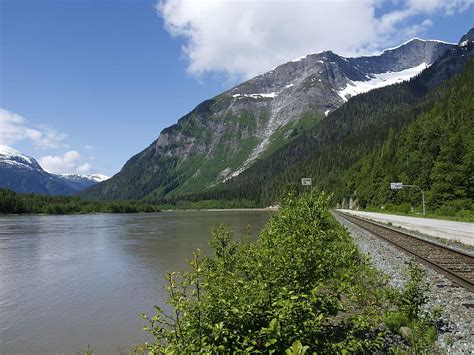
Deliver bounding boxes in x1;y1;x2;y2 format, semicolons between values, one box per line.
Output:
0;210;271;354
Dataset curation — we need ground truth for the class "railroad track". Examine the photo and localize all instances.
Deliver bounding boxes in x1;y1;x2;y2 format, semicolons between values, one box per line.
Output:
334;211;474;293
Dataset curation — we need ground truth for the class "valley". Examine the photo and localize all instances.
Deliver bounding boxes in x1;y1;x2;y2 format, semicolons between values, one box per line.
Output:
1;9;473;352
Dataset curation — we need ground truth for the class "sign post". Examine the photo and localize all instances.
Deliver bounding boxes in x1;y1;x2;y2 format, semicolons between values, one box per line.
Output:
390;182;425;216
301;178;312;194
301;178;312;187
390;182;403;190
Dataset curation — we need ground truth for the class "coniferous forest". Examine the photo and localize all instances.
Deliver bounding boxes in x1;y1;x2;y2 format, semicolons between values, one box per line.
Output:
174;59;473;219
3;60;472;218
0;188;160;214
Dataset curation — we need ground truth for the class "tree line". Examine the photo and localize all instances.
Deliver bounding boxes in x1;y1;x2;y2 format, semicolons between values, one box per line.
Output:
178;58;473;219
0;188;161;215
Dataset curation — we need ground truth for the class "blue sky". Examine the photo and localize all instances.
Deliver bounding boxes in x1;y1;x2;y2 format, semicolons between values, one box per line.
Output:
1;0;473;176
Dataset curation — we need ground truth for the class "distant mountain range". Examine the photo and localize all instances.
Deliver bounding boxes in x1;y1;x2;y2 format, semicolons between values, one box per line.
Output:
82;31;469;202
0;145;108;195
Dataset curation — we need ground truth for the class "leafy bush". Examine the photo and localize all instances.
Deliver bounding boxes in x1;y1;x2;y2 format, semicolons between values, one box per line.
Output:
384;311;410;333
142;193;394;353
401;262;429;320
385;261;441;353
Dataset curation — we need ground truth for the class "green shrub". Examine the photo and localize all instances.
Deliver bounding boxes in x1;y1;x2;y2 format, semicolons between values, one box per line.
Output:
141;193;392;353
384;311;410;333
401;262;429;320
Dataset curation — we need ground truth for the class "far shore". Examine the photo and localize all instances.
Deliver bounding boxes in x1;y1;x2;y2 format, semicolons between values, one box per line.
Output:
164;207;279;212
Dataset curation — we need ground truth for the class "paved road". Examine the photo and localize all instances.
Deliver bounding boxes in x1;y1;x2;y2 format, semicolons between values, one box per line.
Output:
338;210;474;246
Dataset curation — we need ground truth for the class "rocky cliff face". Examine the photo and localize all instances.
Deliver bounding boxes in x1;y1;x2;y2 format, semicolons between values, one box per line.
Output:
82;38;454;201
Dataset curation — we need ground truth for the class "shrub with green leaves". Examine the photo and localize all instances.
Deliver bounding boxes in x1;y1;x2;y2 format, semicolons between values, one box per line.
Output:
384;261;442;354
141;193;431;353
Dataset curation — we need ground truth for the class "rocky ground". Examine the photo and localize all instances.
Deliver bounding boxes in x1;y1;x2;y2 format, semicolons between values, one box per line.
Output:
334;213;474;354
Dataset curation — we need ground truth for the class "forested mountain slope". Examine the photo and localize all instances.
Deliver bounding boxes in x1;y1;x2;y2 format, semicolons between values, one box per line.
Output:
82;38;453;201
179;30;473;213
338;60;473;216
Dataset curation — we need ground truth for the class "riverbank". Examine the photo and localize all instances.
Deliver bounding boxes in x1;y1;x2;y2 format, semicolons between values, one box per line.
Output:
164;207;279;212
141;193;442;353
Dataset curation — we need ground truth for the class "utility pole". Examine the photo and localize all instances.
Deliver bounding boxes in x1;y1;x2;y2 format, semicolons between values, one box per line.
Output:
390;182;425;216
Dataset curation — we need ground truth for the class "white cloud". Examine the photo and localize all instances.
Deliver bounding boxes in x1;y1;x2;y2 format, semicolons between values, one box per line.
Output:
39;151;81;174
0;108;67;148
77;163;92;174
0;108;100;175
39;151;98;175
157;0;473;80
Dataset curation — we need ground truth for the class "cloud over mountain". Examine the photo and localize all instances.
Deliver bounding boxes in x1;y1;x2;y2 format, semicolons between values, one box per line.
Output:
157;0;472;79
0;108;66;148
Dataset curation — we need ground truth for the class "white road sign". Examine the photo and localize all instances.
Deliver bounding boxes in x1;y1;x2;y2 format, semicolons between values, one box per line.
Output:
390;182;403;190
301;178;312;186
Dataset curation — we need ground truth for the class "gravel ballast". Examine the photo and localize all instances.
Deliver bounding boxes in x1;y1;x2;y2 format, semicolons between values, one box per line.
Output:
334;213;474;354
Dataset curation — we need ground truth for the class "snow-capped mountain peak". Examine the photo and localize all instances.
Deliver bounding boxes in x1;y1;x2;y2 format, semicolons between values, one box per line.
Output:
0;145;109;195
59;173;109;183
87;174;109;182
0;144;33;163
0;144;42;170
381;37;455;53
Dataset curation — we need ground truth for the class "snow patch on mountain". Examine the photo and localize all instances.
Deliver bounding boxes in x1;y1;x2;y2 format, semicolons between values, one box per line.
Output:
290;50;328;63
337;62;428;101
60;173;110;183
379;38;455;54
233;92;278;99
0;145;34;164
88;174;109;182
0;144;109;194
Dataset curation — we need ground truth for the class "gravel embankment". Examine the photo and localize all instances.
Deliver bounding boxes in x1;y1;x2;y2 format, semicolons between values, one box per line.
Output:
333;213;474;354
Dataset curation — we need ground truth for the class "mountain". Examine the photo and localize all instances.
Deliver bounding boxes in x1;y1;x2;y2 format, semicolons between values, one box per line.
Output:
82;37;455;201
338;59;473;214
0;145;108;195
57;174;110;192
459;27;474;47
182;29;473;208
56;174;109;191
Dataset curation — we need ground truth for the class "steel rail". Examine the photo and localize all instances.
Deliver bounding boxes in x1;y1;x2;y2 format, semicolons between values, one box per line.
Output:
334;211;474;293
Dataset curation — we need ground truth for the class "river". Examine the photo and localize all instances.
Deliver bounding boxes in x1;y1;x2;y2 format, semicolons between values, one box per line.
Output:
0;210;271;354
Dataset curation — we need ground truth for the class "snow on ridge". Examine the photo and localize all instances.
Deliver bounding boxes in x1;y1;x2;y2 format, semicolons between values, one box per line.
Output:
289;50;330;63
0;159;35;170
460;40;469;47
233;92;278;99
60;173;110;182
291;55;308;62
89;174;109;182
337;62;428;102
382;37;455;53
0;145;34;164
233;83;296;101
